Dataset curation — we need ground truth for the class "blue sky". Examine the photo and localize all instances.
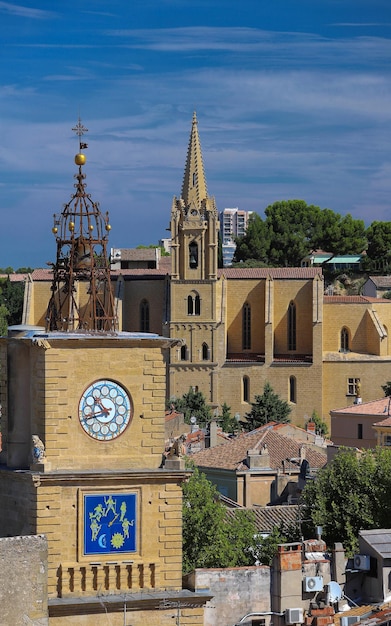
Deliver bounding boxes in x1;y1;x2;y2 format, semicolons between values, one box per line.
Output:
0;0;390;268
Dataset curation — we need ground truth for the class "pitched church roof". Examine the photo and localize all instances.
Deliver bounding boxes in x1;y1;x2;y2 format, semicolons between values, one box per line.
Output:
181;111;208;210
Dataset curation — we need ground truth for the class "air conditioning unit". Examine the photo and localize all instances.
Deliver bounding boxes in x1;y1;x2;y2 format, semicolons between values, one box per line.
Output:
304;576;324;592
341;616;361;626
353;554;370;571
285;608;304;624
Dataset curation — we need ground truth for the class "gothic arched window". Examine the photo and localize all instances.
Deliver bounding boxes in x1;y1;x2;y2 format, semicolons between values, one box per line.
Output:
289;376;297;403
189;241;198;269
140;299;150;332
202;343;209;360
288;301;296;351
243;303;251;350
243;376;250;402
340;327;350;352
181;344;188;361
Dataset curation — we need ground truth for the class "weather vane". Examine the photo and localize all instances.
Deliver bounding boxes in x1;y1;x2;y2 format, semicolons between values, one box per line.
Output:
72;116;88;150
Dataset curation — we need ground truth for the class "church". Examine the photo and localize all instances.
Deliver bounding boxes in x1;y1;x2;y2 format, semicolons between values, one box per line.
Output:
23;112;391;431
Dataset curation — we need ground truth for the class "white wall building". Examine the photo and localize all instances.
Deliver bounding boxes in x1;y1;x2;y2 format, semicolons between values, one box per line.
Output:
219;207;252;266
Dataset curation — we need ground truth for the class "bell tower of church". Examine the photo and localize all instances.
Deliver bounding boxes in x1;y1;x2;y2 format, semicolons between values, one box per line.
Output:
170;112;219;281
168;113;225;406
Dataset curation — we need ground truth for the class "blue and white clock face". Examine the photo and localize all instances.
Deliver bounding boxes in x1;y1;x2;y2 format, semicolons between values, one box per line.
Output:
79;379;132;440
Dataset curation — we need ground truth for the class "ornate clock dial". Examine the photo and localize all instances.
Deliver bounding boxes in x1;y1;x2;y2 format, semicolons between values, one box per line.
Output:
79;380;132;441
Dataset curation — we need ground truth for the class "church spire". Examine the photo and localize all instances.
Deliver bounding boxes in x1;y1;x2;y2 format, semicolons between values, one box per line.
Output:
46;118;117;332
181;111;208;210
170;113;219;281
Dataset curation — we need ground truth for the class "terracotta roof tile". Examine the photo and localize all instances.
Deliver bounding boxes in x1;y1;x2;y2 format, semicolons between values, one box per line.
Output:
192;424;327;472
115;248;158;261
226;505;300;533
31;265;321;281
367;275;391;288
0;273;28;282
331;397;390;416
324;295;382;304
374;415;391;427
31;268;53;280
219;267;321;279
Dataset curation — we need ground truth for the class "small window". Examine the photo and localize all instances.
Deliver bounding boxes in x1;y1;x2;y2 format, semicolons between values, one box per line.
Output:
243;376;250;402
181;345;188;361
347;377;360;396
195;294;200;315
243;303;251;350
340;327;350;352
288;301;296;351
289;375;297;403
187;295;194;315
202;343;209;360
140;299;150;332
357;423;363;439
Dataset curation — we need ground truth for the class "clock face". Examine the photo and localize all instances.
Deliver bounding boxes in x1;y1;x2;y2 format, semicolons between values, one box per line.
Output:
79;379;132;441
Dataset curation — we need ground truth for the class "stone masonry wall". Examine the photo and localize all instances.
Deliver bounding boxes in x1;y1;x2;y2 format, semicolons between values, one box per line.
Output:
0;534;48;625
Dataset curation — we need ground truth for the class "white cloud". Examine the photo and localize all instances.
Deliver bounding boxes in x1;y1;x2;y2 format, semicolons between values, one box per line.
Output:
0;1;53;19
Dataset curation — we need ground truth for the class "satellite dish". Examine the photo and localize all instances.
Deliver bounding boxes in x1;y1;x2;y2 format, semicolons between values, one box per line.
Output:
326;581;342;604
190;416;197;424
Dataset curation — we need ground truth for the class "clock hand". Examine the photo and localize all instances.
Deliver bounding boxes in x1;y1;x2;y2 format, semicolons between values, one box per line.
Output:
93;397;111;414
93;409;112;417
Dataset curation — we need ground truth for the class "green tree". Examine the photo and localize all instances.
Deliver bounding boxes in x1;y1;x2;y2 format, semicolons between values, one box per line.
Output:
253;522;300;566
218;231;224;268
337;213;366;255
234;201;367;267
234;213;271;264
136;244;170;256
217;402;238;434
242;382;291;431
301;447;391;555
366;221;391;266
0;277;24;328
16;267;33;274
381;381;391;397
0;303;9;336
305;410;329;437
169;388;212;426
182;467;257;572
264;200;317;266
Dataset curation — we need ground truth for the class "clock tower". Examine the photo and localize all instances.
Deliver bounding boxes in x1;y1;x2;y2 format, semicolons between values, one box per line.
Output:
0;121;209;625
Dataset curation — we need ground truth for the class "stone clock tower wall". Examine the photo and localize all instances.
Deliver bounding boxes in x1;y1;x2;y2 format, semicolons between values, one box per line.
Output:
3;334;169;471
0;331;207;625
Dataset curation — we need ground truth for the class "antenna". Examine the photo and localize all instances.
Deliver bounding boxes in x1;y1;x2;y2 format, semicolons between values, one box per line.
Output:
326;581;342;604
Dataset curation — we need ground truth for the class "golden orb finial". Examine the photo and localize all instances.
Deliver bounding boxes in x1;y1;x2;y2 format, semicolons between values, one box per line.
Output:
75;153;86;166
